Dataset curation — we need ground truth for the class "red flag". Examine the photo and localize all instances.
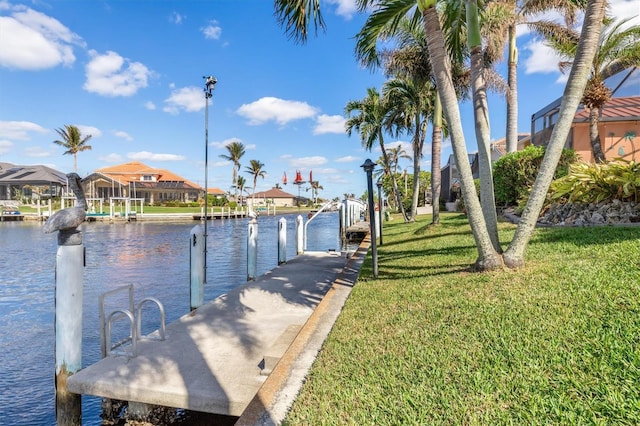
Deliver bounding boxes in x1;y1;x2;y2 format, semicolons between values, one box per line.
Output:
294;170;304;184
283;171;287;185
309;170;313;183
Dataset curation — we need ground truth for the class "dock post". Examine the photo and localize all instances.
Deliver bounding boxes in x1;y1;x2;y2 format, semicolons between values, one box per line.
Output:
278;217;287;264
296;215;303;255
339;202;345;239
247;218;258;281
190;225;205;310
55;230;85;425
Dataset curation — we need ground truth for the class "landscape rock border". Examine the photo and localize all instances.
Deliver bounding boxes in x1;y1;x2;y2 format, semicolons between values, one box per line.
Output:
503;200;640;227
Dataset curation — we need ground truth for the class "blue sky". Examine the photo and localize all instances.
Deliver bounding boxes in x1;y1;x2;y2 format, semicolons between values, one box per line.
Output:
1;0;638;200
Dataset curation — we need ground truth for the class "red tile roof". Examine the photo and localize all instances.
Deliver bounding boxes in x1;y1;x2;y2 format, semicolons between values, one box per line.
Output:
574;96;640;122
95;161;202;189
253;187;297;199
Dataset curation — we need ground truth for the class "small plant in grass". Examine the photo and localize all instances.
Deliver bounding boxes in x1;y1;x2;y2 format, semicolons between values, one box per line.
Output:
550;159;640;203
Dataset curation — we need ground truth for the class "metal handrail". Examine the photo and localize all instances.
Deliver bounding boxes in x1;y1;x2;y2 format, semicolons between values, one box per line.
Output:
136;297;166;341
303;201;335;251
99;285;134;358
106;309;137;358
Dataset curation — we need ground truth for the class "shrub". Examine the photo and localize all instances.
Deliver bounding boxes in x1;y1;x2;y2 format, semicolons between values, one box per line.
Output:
550;159;640;203
493;145;577;207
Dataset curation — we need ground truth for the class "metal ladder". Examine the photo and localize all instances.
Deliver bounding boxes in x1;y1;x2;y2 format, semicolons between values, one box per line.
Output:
100;285;166;358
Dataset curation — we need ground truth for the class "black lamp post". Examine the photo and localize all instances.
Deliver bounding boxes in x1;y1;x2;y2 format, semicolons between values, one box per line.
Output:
376;178;383;246
203;75;217;285
361;159;378;278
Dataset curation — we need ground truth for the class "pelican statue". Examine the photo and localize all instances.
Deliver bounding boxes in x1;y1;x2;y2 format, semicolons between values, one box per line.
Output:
43;173;87;234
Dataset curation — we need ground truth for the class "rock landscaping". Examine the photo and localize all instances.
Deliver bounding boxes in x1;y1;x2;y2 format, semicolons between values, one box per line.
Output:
538;199;640;226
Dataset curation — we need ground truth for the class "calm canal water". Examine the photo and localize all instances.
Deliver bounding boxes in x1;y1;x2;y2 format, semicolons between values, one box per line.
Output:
0;212;344;425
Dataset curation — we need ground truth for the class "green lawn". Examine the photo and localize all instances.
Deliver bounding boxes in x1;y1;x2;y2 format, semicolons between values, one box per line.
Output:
284;213;640;425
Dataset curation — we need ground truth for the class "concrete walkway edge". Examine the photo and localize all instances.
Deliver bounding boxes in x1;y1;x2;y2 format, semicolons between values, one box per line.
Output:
236;235;371;426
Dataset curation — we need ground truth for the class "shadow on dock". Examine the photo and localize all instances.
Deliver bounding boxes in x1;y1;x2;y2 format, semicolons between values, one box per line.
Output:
67;233;370;425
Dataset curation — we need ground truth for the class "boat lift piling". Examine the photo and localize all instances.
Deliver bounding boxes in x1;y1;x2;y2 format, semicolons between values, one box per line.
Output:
278;217;287;265
296;215;304;255
190;225;205;311
247;218;258;281
54;229;85;426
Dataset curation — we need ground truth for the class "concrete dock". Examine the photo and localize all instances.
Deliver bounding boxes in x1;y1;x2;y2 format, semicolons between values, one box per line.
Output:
67;240;369;423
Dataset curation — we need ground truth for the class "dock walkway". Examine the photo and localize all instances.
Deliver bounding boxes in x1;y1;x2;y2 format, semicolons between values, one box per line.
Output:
67;243;368;422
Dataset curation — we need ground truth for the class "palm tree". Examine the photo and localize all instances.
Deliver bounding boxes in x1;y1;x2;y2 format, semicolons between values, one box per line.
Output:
369;15;471;226
307;180;324;204
543;17;640;163
53;125;93;172
383;76;433;222
234;175;247;207
345;88;409;221
244;159;266;211
388;145;411;176
479;0;583;153
275;0;606;269
219;140;246;199
505;0;607;267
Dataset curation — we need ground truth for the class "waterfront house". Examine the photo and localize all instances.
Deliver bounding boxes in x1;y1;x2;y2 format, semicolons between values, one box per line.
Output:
81;161;223;205
530;67;639;162
252;187;302;207
0;162;68;201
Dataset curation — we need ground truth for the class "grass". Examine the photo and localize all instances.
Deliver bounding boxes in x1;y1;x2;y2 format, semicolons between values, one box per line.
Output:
284;213;640;425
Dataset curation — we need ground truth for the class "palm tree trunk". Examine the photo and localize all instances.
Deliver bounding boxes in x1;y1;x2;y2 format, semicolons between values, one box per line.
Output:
431;93;442;224
468;0;501;253
589;108;606;162
380;130;409;221
504;0;607;269
506;24;519;153
408;114;423;222
420;3;502;270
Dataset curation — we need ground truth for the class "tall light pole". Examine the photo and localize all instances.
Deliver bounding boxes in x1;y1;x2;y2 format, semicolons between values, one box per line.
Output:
203;75;217;285
376;177;383;246
361;159;378;279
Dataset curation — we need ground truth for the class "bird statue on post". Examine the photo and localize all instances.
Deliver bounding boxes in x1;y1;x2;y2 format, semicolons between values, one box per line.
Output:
44;173;87;234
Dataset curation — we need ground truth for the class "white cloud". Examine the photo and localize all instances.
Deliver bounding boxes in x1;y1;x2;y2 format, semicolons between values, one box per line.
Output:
144;101;156;110
0;120;49;140
202;21;222;40
0;140;13;154
113;130;133;141
170;12;184;25
288;156;327;168
335;155;359;163
127;151;185;161
522;39;564;75
163;86;203;114
326;0;358;19
84;50;152;97
100;153;123;163
313;114;346;134
75;125;102;138
237;97;319;125
0;5;84;70
24;146;51;157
